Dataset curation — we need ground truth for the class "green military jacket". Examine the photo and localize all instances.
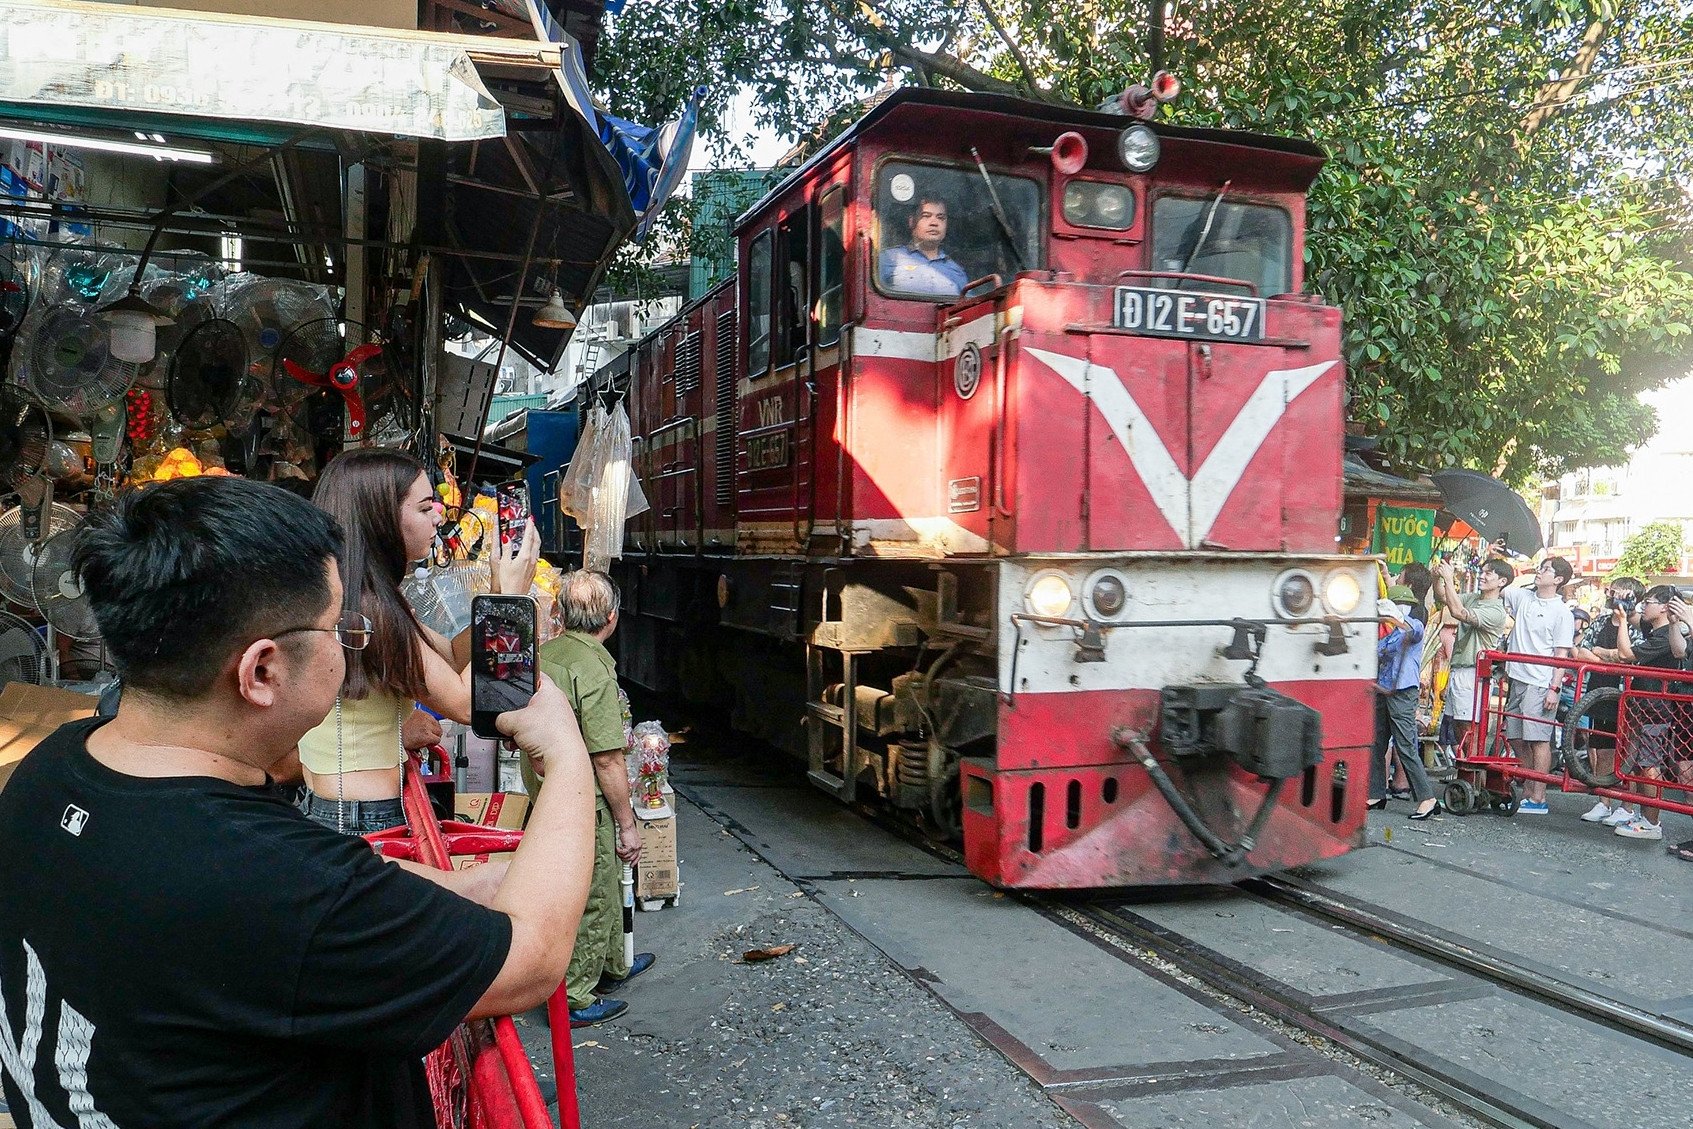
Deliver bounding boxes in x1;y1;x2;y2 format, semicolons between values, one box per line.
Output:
520;630;625;807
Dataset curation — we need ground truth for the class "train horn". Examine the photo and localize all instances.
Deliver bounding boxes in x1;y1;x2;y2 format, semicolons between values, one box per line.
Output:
1030;131;1089;175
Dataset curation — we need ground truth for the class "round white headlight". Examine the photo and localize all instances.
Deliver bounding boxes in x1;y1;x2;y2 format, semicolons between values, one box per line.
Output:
1118;124;1160;173
1272;570;1317;618
1324;570;1363;616
1026;573;1075;618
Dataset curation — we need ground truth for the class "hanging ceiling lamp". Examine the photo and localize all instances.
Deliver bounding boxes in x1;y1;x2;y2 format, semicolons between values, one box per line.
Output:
533;289;577;330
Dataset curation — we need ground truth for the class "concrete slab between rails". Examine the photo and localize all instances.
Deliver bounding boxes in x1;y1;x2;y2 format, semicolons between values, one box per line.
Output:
676;763;1289;1084
1069;1067;1461;1129
1128;894;1455;1002
1351;992;1693;1129
676;765;965;878
813;877;1284;1076
1289;833;1693;1013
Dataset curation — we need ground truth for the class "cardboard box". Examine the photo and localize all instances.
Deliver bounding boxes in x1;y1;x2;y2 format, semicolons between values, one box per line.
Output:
0;683;98;795
636;798;679;904
452;851;515;872
453;791;530;829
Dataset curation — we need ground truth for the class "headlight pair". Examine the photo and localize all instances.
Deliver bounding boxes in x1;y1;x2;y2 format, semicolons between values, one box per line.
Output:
1272;568;1363;619
1024;569;1129;620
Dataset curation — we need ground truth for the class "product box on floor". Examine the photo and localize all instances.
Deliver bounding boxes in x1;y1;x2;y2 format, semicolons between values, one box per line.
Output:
635;785;679;907
454;791;530;830
0;683;97;794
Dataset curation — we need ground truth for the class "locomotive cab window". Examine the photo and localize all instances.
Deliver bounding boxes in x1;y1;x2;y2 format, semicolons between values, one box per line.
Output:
874;161;1041;300
1151;195;1291;297
773;208;811;370
816;187;845;346
746;230;773;375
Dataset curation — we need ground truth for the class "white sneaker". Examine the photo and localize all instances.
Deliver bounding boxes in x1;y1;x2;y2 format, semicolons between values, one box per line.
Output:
1615;819;1663;840
1580;801;1613;823
1602;806;1637;826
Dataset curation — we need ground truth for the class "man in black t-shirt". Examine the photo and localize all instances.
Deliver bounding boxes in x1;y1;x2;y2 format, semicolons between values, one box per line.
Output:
1610;586;1689;843
0;479;596;1128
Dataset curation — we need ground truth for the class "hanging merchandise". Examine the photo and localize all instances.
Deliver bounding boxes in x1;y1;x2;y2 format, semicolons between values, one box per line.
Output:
584;403;647;573
274;317;414;444
557;401;603;526
10;302;140;417
0;247;35;343
0;500;79;609
0;608;46;686
561;402;647;572
166;316;248;430
30;526;99;641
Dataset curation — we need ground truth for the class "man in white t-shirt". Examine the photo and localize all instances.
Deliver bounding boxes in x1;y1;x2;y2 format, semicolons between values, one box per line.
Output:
1501;556;1576;814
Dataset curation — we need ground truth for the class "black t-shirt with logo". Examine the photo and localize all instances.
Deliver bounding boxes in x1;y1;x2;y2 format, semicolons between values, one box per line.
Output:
0;717;512;1128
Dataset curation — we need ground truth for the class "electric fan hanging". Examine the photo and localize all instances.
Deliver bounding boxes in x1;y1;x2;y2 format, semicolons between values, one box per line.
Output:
0;399;50;491
273;317;392;443
0;609;46;687
1;248;33;344
167;315;250;430
31;526;100;641
23;304;140;415
0;501;81;609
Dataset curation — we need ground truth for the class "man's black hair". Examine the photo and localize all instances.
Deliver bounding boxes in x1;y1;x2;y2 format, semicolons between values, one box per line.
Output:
1398;562;1433;603
1645;584;1676;608
74;478;344;701
1611;576;1646;598
1482;558;1515;586
1544;555;1574;588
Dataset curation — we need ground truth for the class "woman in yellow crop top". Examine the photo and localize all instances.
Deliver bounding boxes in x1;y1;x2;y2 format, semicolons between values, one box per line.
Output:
297;448;537;833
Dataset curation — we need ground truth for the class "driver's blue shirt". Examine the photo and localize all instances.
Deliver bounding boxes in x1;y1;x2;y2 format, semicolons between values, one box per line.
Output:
879;244;969;297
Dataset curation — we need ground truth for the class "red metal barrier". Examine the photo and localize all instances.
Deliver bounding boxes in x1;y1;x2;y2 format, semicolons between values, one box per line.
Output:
364;752;581;1129
1452;651;1693;818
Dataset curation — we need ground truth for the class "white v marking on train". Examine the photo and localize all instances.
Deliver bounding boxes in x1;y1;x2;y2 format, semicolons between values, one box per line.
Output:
1024;349;1336;548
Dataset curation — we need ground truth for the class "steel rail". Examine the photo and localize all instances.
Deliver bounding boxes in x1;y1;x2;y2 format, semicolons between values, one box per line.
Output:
1245;875;1693;1056
1072;901;1548;1129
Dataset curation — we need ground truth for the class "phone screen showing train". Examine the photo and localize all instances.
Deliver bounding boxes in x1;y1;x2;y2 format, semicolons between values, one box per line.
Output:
496;481;531;553
470;595;537;738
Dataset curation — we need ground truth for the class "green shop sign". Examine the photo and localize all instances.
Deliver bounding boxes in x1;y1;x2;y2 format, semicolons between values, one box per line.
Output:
1371;505;1435;569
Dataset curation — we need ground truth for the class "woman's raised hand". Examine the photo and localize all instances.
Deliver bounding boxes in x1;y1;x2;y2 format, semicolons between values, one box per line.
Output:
491;520;541;595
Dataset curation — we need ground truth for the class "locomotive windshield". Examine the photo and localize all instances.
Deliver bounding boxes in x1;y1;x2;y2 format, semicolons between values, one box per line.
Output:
1151;195;1292;297
874;161;1041;300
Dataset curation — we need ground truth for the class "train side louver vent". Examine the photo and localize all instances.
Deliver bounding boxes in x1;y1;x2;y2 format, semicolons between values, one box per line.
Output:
676;329;703;399
714;310;736;505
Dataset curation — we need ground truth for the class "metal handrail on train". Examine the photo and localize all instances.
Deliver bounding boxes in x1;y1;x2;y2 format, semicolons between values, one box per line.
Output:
1114;268;1260;295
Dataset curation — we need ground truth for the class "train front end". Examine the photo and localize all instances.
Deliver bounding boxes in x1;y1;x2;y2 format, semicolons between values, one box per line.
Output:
921;271;1372;887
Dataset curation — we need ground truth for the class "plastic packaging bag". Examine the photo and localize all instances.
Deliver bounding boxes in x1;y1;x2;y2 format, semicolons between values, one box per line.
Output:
625;720;671;811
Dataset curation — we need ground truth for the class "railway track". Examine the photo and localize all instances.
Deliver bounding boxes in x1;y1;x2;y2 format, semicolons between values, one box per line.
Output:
1068;876;1693;1129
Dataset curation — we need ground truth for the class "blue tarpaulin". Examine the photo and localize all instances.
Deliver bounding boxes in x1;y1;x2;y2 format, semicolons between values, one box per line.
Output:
525;0;700;241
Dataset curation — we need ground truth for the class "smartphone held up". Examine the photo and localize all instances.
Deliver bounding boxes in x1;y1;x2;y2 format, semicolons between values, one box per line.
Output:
470;594;538;739
496;481;531;555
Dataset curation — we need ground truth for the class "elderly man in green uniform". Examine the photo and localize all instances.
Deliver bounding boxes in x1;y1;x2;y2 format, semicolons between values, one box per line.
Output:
522;569;654;1027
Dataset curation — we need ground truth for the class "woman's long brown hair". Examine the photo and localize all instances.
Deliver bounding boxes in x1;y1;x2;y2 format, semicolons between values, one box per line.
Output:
312;448;429;701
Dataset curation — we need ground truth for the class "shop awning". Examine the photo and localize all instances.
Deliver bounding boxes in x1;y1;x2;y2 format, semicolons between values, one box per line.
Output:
0;0;566;142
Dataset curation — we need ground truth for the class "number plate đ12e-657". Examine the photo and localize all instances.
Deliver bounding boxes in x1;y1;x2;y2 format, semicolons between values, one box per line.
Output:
1112;286;1266;343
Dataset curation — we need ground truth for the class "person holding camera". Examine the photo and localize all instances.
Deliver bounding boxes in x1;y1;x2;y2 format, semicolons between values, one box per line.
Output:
1609;587;1691;841
1433;557;1513;756
1369;585;1441;818
1572;577;1645;826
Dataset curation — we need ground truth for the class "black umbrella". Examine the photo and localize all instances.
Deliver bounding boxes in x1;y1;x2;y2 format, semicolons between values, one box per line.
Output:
1429;469;1544;555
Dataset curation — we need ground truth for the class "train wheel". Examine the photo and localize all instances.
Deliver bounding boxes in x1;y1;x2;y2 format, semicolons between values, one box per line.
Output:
1443;779;1477;815
928;762;964;844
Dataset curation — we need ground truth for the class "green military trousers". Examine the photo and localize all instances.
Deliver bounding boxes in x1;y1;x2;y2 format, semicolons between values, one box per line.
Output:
565;803;630;1009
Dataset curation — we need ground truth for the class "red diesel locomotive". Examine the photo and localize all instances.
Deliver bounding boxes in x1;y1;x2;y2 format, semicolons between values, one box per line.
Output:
596;86;1377;888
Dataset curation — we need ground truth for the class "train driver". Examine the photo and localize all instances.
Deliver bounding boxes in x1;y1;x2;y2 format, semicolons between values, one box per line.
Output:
879;196;969;297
